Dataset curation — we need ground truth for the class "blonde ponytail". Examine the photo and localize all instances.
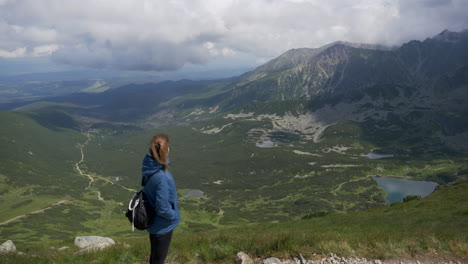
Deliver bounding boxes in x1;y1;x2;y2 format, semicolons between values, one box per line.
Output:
149;134;170;171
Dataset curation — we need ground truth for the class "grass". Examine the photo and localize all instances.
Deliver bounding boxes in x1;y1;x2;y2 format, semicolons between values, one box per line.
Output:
2;110;467;243
2;179;467;264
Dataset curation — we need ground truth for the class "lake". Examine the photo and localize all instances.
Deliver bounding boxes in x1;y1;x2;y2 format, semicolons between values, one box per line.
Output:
256;140;276;148
372;176;438;204
363;153;394;159
183;189;207;198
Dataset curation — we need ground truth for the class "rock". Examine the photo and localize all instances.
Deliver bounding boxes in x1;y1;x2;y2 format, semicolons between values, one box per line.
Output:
237;251;254;264
263;257;281;264
374;260;382;264
77;242;114;254
58;246;70;251
299;253;307;264
281;260;298;264
74;236;115;253
17;251;26;256
0;240;16;254
74;236;115;249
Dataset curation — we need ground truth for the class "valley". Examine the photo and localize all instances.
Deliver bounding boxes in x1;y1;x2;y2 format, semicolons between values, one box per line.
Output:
0;30;467;255
1;108;466;242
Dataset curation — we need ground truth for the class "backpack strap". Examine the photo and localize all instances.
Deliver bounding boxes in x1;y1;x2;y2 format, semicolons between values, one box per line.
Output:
141;170;160;186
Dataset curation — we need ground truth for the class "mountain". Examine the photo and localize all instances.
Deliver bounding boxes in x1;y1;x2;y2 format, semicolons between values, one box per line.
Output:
209;30;467;107
7;30;468;124
1;30;467;244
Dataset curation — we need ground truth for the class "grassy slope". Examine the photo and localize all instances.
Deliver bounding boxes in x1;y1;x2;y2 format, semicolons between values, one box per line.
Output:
1;109;467;244
0;111;143;242
2;179;467;264
81;120;391;228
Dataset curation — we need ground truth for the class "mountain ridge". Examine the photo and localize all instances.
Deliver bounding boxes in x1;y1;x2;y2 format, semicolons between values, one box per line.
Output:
3;30;468;123
235;30;468;102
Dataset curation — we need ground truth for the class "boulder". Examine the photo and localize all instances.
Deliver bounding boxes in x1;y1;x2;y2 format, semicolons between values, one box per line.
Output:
237;251;254;264
58;246;70;251
74;236;115;253
262;257;282;264
0;240;16;254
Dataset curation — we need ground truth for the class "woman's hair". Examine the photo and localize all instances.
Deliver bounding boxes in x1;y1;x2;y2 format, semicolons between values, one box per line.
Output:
149;134;170;171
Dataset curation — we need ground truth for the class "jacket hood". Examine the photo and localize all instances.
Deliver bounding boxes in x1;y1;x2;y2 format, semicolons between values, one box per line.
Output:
141;154;170;186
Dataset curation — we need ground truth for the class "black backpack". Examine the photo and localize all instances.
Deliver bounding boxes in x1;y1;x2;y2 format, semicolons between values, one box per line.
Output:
125;174;156;231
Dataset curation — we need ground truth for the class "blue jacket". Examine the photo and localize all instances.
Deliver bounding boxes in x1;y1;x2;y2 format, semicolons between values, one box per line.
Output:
141;154;180;235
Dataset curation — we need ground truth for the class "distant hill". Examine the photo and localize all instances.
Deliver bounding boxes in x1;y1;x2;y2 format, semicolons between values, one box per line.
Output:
1;30;467;245
7;30;468;125
216;30;468;105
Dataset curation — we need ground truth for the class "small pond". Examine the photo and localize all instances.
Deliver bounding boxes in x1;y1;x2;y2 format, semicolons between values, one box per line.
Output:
256;140;276;148
182;189;207;198
363;153;394;159
372;176;438;204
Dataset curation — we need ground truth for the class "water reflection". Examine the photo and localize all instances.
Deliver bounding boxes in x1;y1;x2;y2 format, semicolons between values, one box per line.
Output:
372;176;438;204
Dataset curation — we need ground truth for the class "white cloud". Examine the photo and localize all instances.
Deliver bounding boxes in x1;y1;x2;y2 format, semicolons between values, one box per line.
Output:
32;44;60;57
0;0;467;71
0;47;26;58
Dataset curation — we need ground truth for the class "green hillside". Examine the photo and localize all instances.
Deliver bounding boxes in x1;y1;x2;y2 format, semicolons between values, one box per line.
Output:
1;108;467;243
0;111;138;242
0;30;467;255
2;179;467;264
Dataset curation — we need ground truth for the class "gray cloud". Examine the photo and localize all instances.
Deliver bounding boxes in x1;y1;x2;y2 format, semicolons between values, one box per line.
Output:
1;0;467;71
51;40;209;71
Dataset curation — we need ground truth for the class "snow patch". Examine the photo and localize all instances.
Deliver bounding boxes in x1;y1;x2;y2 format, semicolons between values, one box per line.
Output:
224;112;254;119
185;108;205;117
209;105;219;114
323;145;351;154
199;123;232;134
293;150;322;157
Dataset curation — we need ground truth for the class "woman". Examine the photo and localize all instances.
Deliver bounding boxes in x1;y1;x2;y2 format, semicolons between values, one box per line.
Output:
141;134;180;264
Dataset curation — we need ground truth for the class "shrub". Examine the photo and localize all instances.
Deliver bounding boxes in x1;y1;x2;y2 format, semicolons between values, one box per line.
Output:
403;195;421;202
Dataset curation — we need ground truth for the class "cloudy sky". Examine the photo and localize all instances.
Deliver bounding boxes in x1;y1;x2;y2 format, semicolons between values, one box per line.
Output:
1;0;468;75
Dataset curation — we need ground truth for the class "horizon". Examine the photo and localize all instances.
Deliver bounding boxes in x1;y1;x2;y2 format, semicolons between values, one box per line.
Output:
1;28;466;83
1;0;468;81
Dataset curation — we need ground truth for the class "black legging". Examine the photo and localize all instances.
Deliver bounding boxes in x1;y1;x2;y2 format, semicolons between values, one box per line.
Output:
149;230;173;264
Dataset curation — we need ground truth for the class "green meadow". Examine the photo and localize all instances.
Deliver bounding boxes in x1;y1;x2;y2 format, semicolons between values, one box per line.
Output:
1;109;467;245
1;179;467;264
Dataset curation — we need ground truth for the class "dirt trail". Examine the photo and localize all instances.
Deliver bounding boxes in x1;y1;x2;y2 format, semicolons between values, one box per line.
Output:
75;133;136;196
0;200;67;226
75;134;94;189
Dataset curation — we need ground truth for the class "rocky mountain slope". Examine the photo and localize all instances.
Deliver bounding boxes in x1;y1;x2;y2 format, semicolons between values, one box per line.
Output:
233;29;468;101
5;30;467;136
